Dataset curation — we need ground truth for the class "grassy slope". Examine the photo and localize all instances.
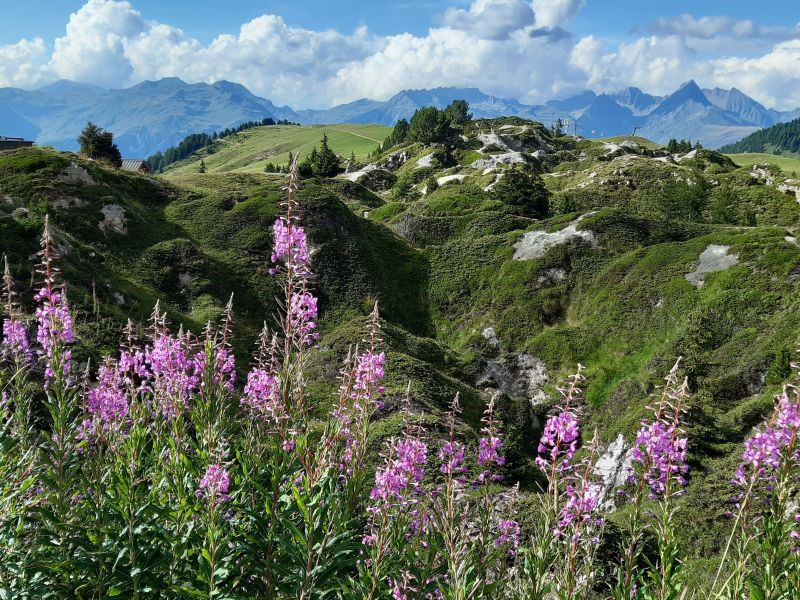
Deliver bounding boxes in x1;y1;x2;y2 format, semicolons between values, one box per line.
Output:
166;124;391;175
5;123;800;585
724;152;800;174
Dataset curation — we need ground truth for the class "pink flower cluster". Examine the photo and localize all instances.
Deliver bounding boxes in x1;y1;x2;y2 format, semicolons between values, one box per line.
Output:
193;346;236;392
288;290;318;346
734;393;800;488
631;416;688;498
494;518;521;553
438;441;466;476
271;217;310;275
368;437;428;514
146;334;198;420
34;287;74;381
1;318;31;363
556;479;602;540
198;464;231;502
353;350;385;401
536;410;579;473
242;368;283;422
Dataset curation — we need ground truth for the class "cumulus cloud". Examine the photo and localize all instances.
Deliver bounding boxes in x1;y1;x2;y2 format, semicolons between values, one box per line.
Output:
0;0;799;111
709;39;800;110
532;0;586;28
442;0;535;40
571;34;698;94
0;37;49;88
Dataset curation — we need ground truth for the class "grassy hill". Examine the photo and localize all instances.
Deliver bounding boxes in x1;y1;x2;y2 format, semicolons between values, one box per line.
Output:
5;119;800;589
164;123;391;175
723;151;800;175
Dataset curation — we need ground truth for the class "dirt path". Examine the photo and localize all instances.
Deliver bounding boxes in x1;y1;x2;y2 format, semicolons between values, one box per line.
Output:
329;128;383;144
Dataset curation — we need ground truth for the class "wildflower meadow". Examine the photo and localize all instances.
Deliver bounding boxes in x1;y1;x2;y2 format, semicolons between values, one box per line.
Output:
1;161;800;599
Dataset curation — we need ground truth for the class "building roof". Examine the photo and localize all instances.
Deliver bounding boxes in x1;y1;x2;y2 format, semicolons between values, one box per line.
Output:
120;159;149;172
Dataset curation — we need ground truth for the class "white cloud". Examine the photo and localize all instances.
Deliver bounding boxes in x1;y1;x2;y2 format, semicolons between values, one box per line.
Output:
442;0;535;40
709;39;800;110
0;0;799;111
0;37;49;88
48;0;145;87
532;0;586;28
649;14;799;41
571;34;697;94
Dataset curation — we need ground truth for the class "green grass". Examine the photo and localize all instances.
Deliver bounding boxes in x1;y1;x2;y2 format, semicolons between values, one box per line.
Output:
164;124;391;176
596;135;662;150
6;115;800;572
724;152;800;175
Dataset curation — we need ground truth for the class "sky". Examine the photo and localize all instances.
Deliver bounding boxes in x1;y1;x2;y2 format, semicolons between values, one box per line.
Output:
1;0;799;110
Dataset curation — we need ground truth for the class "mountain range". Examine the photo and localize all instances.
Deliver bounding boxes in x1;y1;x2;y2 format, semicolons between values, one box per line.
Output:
2;77;799;157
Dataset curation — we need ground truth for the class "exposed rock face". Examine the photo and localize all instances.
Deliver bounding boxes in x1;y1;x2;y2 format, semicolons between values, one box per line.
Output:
415;153;435;169
513;213;597;261
750;165;775;186
685;244;739;287
594;434;634;511
478;353;549;405
99;204;127;234
57;163;95;186
382;150;409;171
471;152;526;173
778;183;800;203
52;196;88;209
437;174;466;187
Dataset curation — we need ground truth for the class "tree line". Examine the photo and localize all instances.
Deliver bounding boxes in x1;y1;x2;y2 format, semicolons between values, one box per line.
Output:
378;99;473;153
720;117;800;155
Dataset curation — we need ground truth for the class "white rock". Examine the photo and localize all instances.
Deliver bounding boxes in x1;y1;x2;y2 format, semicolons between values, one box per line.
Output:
437;174;466;187
513;213;597;261
415;153;435;169
482;326;500;347
99;204;127;234
685;244;739;287
478;353;549;405
56;163;95;186
594;434;633;511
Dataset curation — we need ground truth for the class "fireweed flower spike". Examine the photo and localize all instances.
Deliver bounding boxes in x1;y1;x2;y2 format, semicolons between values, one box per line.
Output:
625;359;689;600
34;216;74;383
198;463;231;502
2;255;31;364
537;365;586;506
713;377;800;598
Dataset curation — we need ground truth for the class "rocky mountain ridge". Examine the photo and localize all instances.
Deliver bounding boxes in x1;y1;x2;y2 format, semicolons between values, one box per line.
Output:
2;78;800;157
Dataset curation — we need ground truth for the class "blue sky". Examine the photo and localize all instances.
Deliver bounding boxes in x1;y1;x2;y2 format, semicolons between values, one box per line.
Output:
1;0;799;109
2;0;796;47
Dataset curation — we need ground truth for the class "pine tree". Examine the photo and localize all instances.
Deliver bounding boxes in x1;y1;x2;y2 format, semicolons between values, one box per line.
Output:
199;159;207;173
310;135;340;177
77;122;122;167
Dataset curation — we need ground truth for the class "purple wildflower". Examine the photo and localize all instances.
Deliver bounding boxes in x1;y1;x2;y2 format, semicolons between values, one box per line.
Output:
242;368;284;421
368;436;428;514
198;464;231;502
145;334;197;420
631;419;688;497
478;435;506;467
35;287;74;381
495;518;521;553
193;345;236;392
288;290;319;346
536;409;580;473
557;480;602;539
2;318;32;363
439;441;466;475
353;350;385;401
270;217;310;275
